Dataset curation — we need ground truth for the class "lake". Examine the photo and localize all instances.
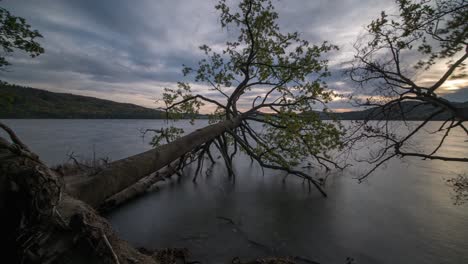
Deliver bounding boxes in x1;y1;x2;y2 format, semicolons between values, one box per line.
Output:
1;119;467;264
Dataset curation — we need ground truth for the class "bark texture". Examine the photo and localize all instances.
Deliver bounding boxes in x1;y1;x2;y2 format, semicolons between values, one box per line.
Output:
99;159;181;212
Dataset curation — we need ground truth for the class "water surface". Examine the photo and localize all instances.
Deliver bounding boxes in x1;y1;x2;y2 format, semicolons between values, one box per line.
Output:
2;119;467;264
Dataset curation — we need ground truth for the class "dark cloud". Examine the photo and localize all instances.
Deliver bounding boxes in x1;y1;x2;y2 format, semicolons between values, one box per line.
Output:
0;0;466;110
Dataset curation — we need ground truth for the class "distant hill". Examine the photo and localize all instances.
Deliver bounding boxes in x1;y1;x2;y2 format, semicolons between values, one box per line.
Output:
1;83;465;120
0;84;165;119
318;101;468;121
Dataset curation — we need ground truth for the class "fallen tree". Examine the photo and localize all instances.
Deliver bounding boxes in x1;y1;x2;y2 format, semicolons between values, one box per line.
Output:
66;116;244;207
1;121;247;263
64;0;347;205
0;0;347;262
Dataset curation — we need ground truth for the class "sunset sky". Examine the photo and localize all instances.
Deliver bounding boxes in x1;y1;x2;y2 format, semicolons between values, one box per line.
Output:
1;0;466;113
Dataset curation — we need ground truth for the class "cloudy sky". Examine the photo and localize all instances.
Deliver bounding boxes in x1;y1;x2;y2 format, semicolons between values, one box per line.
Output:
1;0;467;112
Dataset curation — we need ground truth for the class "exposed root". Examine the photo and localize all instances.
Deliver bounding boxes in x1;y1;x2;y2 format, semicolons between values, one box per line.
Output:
1;123;157;263
102;231;121;264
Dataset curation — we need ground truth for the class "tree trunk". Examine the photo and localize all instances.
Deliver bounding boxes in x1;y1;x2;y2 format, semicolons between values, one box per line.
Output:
0;117;243;263
66;116;242;207
99;159;180;212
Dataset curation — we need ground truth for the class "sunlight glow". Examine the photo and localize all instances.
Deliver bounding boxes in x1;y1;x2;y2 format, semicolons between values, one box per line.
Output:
442;79;468;91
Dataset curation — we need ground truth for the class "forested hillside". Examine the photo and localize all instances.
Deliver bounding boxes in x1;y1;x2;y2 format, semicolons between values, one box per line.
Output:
0;84;164;118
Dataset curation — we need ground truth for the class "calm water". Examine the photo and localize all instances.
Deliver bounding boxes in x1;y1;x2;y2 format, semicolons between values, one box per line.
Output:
1;119;467;264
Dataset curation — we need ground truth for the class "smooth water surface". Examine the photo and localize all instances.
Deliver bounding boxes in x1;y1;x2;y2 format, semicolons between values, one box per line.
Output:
2;119;467;264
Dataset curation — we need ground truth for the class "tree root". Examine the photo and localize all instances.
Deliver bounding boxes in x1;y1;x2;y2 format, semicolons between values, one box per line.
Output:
0;123;158;263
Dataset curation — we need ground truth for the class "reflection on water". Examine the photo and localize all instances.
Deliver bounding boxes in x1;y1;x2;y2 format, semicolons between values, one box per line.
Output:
1;119;467;264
